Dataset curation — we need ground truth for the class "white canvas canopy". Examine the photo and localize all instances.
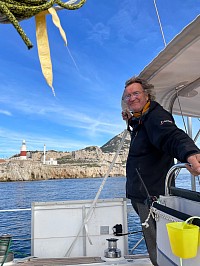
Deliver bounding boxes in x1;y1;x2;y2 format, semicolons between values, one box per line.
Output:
139;15;200;117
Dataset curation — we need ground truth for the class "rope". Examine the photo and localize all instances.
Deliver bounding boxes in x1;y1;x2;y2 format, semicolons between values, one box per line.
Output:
0;236;12;266
0;0;86;95
142;205;155;228
153;0;166;47
65;129;129;257
0;0;86;49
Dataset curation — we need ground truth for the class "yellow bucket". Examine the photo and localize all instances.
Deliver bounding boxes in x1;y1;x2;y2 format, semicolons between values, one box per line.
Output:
166;216;200;259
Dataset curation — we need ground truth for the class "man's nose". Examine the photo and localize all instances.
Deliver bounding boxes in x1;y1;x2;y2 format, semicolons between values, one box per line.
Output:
129;94;137;100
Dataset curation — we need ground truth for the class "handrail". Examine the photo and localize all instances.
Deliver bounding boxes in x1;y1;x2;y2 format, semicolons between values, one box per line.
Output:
165;163;190;196
0;208;31;213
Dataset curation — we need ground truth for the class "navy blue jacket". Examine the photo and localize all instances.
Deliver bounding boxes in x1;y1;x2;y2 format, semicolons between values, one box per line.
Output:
126;101;200;202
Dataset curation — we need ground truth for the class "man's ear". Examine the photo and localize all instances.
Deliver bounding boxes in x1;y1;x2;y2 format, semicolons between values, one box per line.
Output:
145;93;149;101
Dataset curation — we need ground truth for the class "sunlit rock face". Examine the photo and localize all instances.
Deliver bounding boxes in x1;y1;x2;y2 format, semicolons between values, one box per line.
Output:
0;131;130;181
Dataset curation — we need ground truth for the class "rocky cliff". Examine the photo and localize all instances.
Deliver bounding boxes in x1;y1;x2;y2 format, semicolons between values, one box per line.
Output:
0;131;130;181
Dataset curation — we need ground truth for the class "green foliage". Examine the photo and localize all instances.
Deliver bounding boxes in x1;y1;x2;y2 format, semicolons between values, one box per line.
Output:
84;146;98;151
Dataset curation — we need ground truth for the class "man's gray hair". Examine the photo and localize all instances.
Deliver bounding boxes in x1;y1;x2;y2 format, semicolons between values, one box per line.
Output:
125;76;156;100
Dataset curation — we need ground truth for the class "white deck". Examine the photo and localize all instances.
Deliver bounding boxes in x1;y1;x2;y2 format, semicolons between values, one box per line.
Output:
11;255;152;266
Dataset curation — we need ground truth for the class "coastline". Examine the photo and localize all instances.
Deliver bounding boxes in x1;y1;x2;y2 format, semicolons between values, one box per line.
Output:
0;159;126;182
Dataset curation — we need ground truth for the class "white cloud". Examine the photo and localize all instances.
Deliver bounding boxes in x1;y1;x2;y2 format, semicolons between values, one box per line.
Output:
0;109;12;116
88;23;110;45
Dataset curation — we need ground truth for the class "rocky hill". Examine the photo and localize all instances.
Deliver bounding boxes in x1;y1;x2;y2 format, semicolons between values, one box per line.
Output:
0;130;130;181
101;131;131;153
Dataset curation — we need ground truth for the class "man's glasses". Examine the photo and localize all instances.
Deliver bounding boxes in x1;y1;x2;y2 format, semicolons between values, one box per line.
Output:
124;91;143;101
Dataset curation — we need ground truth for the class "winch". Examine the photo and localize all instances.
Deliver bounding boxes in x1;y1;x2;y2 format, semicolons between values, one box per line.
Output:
104;238;121;258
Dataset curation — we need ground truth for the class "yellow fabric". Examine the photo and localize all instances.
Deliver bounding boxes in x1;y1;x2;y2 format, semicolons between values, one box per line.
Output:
132;100;150;118
0;0;87;49
35;7;68;96
35;11;55;96
0;0;86;95
48;7;67;46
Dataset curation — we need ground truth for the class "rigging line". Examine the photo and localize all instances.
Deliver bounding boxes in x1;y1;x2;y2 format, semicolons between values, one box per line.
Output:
197;176;200;187
65;129;129;257
175;89;188;134
114;230;143;236
130;237;144;254
194;129;200;144
153;0;167;47
66;46;80;72
135;168;151;199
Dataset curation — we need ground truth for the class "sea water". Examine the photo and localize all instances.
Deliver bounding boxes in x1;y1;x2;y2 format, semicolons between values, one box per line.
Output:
0;177;145;258
0;173;197;258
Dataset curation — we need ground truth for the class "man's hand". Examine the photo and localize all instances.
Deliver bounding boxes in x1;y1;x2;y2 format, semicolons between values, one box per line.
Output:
122;109;133;121
186;153;200;176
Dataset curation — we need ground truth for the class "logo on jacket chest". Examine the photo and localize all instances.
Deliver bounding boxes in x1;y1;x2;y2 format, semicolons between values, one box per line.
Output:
160;120;173;125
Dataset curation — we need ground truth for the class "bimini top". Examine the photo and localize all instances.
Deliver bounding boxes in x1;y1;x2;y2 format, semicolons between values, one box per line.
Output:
138;15;200;117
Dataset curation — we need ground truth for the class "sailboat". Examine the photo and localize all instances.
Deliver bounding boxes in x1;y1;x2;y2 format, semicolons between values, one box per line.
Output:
138;14;200;266
0;11;200;266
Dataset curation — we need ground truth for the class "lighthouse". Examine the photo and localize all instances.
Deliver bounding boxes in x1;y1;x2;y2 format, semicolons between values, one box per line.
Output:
43;144;46;164
20;140;27;160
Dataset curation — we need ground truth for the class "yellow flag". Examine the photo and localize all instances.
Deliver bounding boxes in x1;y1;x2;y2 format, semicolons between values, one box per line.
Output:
35;11;55;96
48;7;67;46
35;8;68;96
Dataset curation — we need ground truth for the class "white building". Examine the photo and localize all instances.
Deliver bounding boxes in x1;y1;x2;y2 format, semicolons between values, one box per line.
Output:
45;158;57;165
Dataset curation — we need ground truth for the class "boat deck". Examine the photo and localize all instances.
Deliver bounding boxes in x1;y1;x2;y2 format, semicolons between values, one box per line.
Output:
13;255;152;266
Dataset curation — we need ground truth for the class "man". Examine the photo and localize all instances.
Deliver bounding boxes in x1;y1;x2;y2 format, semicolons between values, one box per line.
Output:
122;77;200;266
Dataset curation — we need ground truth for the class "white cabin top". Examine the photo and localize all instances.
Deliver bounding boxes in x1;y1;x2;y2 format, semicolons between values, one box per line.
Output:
138;15;200;117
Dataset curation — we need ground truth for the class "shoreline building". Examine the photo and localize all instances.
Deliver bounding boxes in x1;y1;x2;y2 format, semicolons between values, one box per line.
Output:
20;140;27;160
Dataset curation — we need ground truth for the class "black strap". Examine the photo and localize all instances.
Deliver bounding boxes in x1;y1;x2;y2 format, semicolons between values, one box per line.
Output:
153;202;200;226
170;187;200;202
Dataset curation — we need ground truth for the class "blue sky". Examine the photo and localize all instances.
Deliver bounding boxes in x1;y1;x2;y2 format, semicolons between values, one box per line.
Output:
0;0;199;158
